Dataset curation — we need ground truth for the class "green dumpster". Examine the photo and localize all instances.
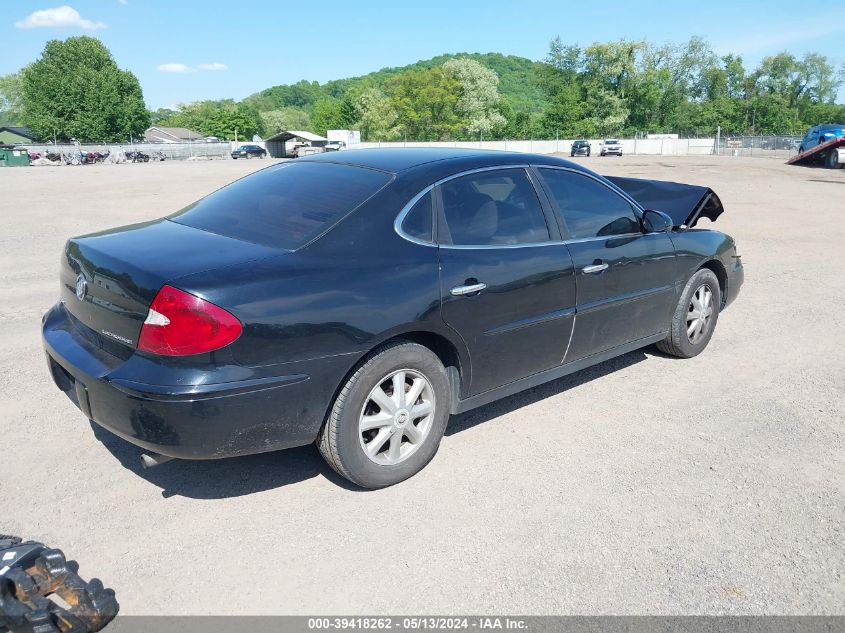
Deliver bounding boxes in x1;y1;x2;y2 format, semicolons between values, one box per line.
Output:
0;146;31;167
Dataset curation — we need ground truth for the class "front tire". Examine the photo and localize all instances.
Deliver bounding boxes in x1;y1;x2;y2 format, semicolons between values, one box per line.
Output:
318;342;451;488
656;268;721;358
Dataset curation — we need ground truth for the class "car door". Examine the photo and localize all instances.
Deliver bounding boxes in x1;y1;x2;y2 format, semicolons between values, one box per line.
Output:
435;167;577;397
536;167;677;362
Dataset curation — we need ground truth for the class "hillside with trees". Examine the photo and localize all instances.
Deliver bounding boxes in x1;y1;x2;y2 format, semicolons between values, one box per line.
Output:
206;38;844;141
2;36;843;143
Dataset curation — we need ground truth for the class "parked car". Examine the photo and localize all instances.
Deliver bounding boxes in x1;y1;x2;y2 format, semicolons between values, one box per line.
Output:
231;144;267;159
324;140;346;152
570;140;591;157
43;149;743;488
600;139;623;156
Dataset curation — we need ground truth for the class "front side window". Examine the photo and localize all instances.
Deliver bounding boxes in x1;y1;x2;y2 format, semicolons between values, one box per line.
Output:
438;169;549;246
539;169;640;239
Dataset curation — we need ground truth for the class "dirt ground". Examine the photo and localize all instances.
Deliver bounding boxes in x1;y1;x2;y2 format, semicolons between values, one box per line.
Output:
1;155;842;615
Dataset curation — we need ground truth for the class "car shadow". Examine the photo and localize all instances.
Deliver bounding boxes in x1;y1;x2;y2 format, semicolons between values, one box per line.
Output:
91;348;651;499
89;421;359;499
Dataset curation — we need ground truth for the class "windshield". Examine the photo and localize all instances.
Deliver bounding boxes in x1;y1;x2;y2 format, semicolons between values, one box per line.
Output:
170;162;391;250
606;140;619;144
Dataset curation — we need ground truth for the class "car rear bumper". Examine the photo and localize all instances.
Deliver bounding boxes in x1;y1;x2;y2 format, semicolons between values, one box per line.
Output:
42;302;344;459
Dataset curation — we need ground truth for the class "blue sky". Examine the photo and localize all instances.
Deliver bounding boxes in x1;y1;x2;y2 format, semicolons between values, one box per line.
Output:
3;1;844;108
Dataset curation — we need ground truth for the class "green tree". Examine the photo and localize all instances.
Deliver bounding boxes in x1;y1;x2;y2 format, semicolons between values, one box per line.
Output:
311;98;350;136
386;67;462;140
21;37;149;141
443;57;506;137
159;100;260;139
149;107;178;125
353;88;399;141
259;108;311;136
0;73;23;125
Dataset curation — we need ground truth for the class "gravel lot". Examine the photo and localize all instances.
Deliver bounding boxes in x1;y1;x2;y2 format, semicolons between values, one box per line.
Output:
1;155;842;615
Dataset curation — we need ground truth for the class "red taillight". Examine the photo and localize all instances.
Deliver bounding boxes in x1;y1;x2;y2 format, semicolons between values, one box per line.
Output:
137;285;242;356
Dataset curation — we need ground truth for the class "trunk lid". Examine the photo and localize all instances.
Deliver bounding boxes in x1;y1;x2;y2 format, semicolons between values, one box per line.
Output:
61;219;281;351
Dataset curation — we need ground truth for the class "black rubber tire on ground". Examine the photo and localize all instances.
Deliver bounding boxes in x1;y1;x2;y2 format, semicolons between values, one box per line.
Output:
656;268;721;359
317;341;451;489
825;149;839;169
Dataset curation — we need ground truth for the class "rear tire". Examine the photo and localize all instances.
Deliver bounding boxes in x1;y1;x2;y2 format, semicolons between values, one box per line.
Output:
825;149;839;169
318;342;451;488
656;268;721;358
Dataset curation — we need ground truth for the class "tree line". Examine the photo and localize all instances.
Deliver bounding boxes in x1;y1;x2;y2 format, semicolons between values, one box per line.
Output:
1;36;843;143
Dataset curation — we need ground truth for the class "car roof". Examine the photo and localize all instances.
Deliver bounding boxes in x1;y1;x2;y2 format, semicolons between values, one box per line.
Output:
297;147;590;175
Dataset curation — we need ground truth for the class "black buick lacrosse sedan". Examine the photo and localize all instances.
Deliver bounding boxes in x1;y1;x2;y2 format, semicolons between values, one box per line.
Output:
43;149;743;488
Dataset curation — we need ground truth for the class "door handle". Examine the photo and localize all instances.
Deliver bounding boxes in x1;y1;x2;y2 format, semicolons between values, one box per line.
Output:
582;263;609;274
451;282;487;296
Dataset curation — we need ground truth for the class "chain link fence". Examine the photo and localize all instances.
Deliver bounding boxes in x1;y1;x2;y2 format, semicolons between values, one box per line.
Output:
716;135;803;159
16;136;808;162
23;141;235;162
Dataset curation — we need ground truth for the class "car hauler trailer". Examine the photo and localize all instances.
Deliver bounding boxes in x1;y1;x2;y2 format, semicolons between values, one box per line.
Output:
786;136;845;169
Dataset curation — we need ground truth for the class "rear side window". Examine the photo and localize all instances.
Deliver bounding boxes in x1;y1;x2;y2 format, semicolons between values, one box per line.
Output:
171;162;391;249
438;169;549;246
401;192;433;242
539;169;640;239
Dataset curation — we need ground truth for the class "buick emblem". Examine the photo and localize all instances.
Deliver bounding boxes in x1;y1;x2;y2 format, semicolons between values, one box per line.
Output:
75;274;87;300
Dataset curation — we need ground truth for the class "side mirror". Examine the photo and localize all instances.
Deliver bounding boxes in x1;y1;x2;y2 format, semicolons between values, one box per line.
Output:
642;209;673;233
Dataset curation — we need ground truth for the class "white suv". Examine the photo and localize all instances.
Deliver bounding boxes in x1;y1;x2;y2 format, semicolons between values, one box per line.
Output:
601;139;623;156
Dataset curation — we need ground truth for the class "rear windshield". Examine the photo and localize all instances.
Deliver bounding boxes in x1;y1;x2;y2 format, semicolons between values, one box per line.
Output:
170;162;391;249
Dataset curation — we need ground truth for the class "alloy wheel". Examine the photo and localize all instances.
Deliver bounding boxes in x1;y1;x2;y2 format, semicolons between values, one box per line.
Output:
358;369;435;466
686;284;714;344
